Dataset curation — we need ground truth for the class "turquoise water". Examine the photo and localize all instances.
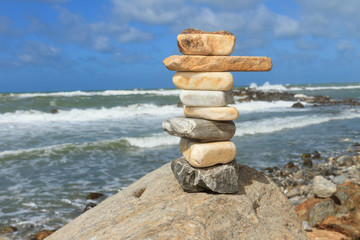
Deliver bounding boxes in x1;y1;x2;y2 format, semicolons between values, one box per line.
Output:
0;83;359;238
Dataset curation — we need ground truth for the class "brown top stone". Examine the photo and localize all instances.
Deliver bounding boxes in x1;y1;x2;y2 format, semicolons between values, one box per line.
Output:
180;28;234;36
163;55;272;72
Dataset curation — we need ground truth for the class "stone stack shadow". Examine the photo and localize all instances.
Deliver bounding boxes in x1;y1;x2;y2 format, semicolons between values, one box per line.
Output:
162;28;272;194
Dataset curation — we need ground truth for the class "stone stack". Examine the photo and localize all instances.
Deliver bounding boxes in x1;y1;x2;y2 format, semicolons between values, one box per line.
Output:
162;29;272;194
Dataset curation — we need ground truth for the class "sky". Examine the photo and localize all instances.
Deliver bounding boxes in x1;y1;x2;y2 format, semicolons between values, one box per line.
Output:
0;0;359;92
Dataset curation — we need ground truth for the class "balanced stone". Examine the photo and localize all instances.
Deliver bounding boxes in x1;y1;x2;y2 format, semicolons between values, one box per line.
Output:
163;55;272;72
180;138;237;167
171;157;239;193
173;72;233;91
177;28;236;56
184;106;239;121
162;117;235;142
180;90;233;107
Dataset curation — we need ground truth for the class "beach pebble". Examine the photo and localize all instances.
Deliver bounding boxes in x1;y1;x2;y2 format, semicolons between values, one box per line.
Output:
171;157;239;193
292;102;304;108
162;117;235;142
313;176;337;198
302;221;312;231
177;29;236;56
180;90;233;107
303;158;313;168
180;138;236;168
332;174;348;185
184;106;239;121
173;72;233;91
163;55;272;72
1;226;17;234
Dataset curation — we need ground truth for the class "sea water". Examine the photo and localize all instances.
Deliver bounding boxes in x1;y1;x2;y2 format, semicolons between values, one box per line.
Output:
0;82;359;238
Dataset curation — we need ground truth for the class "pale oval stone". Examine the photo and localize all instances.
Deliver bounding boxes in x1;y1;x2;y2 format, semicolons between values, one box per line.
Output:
180;138;237;168
180;90;233;107
173;72;233;91
177;29;235;56
163;55;272;72
162;117;235;142
184;106;239;121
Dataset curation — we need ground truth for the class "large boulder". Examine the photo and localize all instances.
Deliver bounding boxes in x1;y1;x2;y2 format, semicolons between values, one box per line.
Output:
47;162;308;240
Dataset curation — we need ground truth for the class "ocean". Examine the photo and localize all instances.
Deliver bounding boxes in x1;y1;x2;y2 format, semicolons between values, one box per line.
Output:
0;82;360;238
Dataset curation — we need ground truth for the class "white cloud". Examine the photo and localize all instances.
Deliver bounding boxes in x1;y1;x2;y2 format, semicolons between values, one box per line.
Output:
17;41;61;66
336;40;355;52
274;15;300;38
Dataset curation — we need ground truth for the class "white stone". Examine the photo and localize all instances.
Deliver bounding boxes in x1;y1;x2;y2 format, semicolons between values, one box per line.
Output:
312;176;337;198
180;90;233;107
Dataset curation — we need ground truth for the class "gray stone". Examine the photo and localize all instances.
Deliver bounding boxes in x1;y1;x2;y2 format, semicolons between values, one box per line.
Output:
332;174;347;185
171;157;239;193
47;162;308;240
162;117;235;142
180;90;233;107
313;176;337;198
308;199;335;227
302;221;312;232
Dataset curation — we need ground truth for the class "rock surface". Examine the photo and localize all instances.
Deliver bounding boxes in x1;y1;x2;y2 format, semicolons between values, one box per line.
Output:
177;29;236;56
180;138;237;167
173;72;233;91
180;90;233;107
162;117;235;142
171;157;239;193
46;162;308;240
184;105;239;121
312;176;336;198
163;55;273;72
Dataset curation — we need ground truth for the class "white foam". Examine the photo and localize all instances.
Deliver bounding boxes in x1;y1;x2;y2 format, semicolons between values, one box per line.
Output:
235;109;360;136
231;100;308;113
8;89;180;98
0;104;182;123
288;84;360;91
124;133;179;148
249;82;288;92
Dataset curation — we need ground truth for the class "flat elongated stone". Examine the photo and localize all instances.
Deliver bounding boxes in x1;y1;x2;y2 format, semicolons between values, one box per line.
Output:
184;106;239;121
163;55;272;72
177;29;235;56
162;117;235;142
173;72;233;91
171;157;239;193
180;138;237;167
180;90;233;107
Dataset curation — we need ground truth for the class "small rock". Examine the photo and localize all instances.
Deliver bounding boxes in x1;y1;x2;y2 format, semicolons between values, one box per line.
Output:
292;102;304;108
180;138;237;167
286;188;300;198
313;176;337;198
332;174;348;185
284;161;295;169
184;106;239;121
86;192;105;200
83;202;97;212
171;157;239;193
302;221;312;232
50;109;58;114
173;72;233;91
312;151;322;160
303;158;313;168
1;226;17;234
31;230;55;240
301;153;311;160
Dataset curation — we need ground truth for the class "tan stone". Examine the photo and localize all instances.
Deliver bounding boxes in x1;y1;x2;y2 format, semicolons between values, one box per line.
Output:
177;29;235;56
163;55;272;72
184;106;239;121
173;72;233;91
46;163;308;240
180;138;236;167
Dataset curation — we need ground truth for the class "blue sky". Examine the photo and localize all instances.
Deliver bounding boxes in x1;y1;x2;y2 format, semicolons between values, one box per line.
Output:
0;0;359;92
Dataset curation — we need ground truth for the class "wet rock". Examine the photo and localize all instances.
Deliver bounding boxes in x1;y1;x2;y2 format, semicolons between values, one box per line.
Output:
30;230;55;240
50;109;58;114
86;192;105;200
303;158;313;168
301;153;311;160
83;202;97;213
306;228;350;240
313;176;336;198
284;161;295;169
332;174;347;185
171;157;239;193
308;198;335;226
292;102;304;108
336;155;354;167
1;226;17;234
312;151;322;160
